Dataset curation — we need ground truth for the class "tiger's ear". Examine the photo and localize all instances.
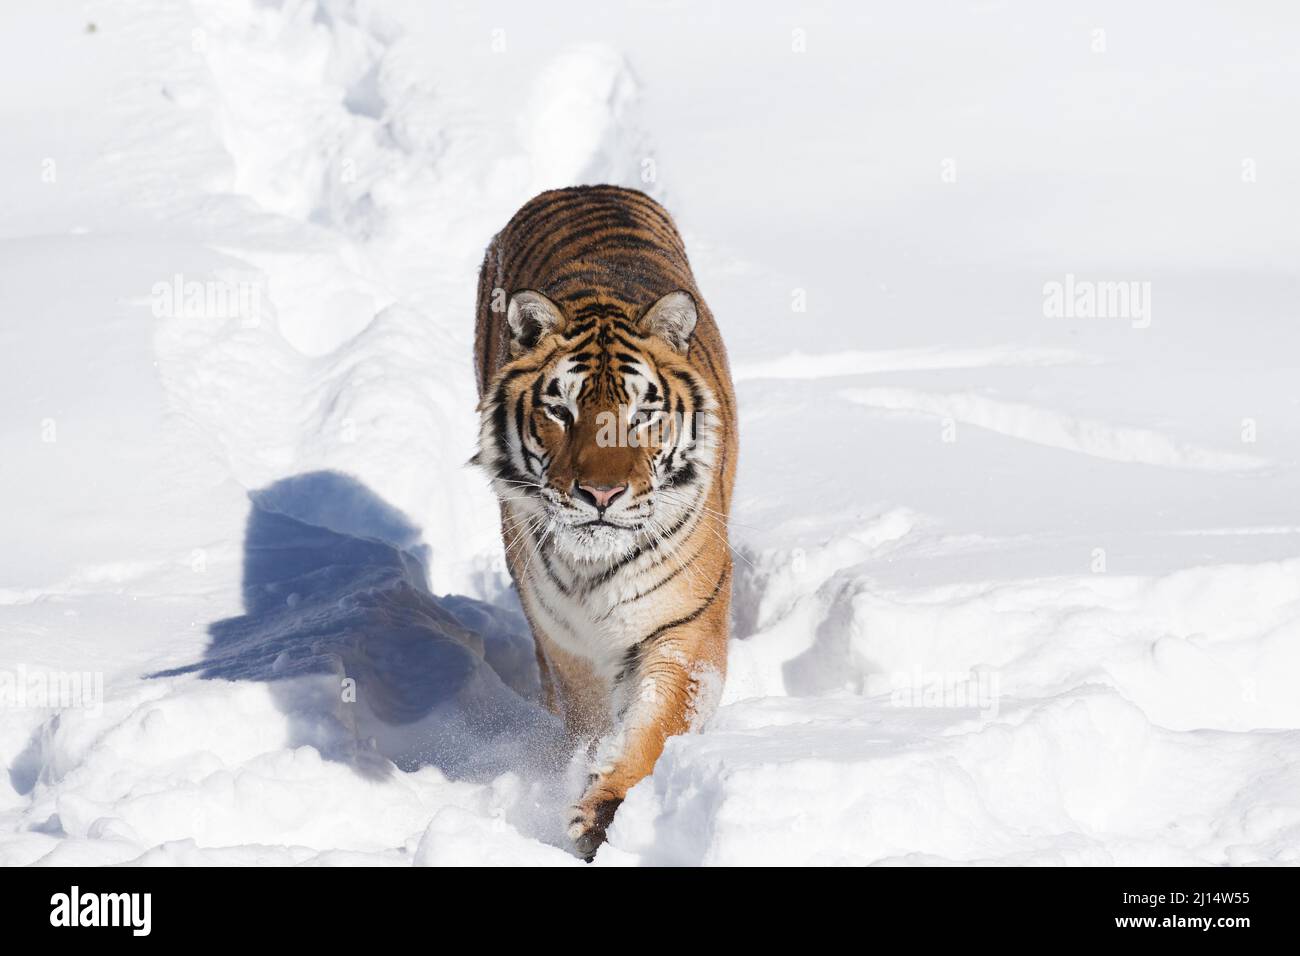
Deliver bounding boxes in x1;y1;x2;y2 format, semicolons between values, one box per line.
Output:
506;290;566;354
639;290;698;352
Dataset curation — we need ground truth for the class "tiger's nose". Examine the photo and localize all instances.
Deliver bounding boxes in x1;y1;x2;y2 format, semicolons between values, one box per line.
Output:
576;482;627;511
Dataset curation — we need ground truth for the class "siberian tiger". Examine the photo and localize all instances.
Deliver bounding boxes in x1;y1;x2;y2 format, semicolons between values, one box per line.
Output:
472;185;737;858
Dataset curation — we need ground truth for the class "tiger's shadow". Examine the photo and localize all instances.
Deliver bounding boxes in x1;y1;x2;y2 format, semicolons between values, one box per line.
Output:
150;470;561;783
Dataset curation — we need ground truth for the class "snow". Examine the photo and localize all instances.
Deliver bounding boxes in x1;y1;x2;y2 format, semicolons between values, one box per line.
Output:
2;0;1298;866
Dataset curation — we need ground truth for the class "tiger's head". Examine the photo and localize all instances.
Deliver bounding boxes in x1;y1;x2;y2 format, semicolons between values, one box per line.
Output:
474;289;718;563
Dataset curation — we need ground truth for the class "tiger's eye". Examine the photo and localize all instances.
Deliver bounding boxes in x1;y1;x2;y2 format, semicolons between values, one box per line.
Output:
545;405;573;427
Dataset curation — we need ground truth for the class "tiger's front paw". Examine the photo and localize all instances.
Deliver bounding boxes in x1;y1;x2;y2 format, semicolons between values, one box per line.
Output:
567;790;623;861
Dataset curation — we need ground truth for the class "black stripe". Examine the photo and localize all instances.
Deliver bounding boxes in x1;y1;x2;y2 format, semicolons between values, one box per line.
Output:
603;540;707;623
552;269;664;302
537;544;571;597
560;331;597;354
631;564;733;647
587;506;694;591
513;391;526;463
515;202;637;276
528;583;580;643
477;243;499;389
566;231;667;264
610;331;645;353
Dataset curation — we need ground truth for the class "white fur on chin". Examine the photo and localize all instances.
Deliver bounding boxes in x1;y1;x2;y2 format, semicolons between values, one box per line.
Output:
552;521;640;563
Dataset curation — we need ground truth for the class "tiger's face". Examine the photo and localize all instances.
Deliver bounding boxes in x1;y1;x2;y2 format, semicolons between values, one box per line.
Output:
474;289;717;563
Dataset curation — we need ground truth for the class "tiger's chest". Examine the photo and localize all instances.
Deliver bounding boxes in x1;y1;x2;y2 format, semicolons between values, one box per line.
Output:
518;556;668;677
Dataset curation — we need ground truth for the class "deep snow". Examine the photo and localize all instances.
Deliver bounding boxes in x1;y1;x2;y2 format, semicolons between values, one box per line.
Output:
2;0;1299;865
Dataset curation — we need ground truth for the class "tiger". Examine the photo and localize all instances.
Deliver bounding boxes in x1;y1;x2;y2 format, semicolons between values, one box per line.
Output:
471;184;737;858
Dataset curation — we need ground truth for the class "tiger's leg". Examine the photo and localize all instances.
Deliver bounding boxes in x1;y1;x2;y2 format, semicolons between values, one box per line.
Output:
568;624;727;858
533;638;558;715
536;634;611;744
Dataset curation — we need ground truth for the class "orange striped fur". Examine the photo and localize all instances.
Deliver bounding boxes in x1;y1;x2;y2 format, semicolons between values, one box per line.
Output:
472;185;737;857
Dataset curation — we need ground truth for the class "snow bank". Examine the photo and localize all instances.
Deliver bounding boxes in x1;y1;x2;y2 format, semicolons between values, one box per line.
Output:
609;688;1300;866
